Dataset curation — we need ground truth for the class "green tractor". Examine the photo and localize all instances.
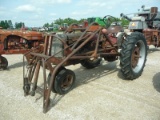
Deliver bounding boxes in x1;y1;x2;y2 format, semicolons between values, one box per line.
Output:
87;17;107;27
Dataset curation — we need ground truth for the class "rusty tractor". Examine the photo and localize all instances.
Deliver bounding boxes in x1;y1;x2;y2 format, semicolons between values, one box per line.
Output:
0;28;44;69
23;16;147;112
120;6;160;48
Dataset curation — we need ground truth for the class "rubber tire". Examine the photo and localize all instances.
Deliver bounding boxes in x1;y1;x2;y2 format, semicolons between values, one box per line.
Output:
117;32;125;48
47;67;66;93
0;56;8;69
104;56;118;62
120;32;147;80
54;69;75;95
81;58;101;69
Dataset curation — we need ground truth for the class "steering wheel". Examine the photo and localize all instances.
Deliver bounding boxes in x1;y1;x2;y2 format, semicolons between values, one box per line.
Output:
103;15;118;28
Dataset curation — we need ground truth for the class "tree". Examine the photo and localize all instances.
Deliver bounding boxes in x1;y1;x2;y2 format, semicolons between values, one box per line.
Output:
4;20;9;29
8;20;13;29
0;21;5;28
120;18;129;27
54;18;80;26
43;23;50;27
78;18;86;24
15;22;25;29
43;17;129;30
0;20;10;29
54;18;63;25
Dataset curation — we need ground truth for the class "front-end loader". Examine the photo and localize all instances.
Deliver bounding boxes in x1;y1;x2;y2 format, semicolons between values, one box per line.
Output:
23;19;147;112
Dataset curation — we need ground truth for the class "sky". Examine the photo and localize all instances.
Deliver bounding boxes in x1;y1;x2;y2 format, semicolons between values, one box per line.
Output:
0;0;160;27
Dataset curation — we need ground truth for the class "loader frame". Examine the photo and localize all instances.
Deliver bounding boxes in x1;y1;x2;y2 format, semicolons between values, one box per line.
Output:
23;23;120;113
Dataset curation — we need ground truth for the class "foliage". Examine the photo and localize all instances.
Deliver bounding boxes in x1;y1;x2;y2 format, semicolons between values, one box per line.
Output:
54;18;78;25
0;20;25;29
43;17;129;28
15;22;25;29
43;18;86;27
103;17;129;27
119;18;129;27
43;23;50;27
8;20;13;28
0;17;129;30
0;20;13;29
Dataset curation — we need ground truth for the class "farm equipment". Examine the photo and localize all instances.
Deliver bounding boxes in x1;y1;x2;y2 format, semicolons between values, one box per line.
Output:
23;15;147;112
87;17;107;27
59;23;68;31
0;28;44;69
120;5;160;47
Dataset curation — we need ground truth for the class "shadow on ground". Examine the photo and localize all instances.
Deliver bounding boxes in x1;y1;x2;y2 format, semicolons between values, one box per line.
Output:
73;61;120;87
34;83;65;112
152;72;160;93
8;61;24;69
148;47;160;55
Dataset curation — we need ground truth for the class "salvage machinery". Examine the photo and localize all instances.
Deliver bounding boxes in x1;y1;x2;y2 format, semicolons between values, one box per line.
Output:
120;5;160;48
23;15;148;112
0;29;44;69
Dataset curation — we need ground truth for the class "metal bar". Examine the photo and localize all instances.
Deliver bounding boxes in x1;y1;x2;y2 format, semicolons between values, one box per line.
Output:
29;58;38;83
100;53;120;57
69;56;93;59
42;58;48;113
93;29;101;57
30;60;41;95
30;52;50;59
43;27;102;112
43;35;49;55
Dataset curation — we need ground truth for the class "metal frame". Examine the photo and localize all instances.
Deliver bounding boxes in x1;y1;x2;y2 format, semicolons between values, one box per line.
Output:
23;22;120;113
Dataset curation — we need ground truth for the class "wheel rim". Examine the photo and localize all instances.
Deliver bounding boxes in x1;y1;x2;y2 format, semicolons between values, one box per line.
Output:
61;74;73;90
131;40;146;73
132;47;140;68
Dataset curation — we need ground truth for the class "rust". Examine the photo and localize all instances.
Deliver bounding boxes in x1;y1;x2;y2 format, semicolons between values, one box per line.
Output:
131;46;140;68
143;29;160;47
23;22;122;112
23;12;146;113
0;28;44;69
121;5;160;48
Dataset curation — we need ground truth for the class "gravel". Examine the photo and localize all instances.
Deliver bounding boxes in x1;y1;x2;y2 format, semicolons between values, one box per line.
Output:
0;46;160;120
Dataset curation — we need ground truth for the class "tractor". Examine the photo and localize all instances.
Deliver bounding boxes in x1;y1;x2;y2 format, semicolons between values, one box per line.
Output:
59;23;68;31
120;5;160;48
0;28;44;69
23;14;147;112
87;17;107;27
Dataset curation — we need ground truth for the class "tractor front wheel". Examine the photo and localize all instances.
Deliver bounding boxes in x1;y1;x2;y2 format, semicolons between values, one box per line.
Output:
53;69;75;95
47;67;66;93
120;32;147;80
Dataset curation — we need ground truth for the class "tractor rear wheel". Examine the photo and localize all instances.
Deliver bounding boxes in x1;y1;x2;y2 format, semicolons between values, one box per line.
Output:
120;32;147;80
53;69;75;95
0;56;8;70
81;58;101;69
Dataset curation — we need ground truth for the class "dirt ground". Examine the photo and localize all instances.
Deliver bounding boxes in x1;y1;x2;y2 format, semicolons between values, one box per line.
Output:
0;46;160;120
